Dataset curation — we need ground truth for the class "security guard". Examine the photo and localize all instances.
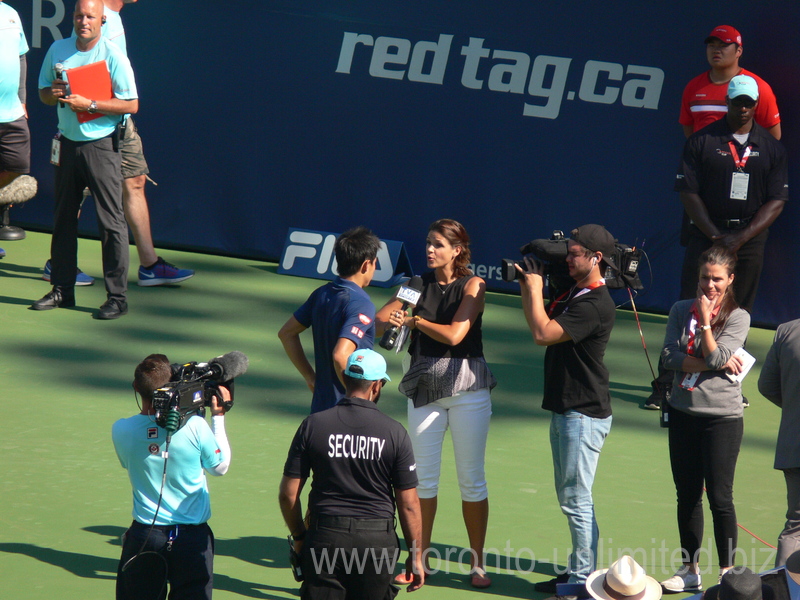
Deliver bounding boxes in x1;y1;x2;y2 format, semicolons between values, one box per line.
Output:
279;349;424;599
677;74;788;313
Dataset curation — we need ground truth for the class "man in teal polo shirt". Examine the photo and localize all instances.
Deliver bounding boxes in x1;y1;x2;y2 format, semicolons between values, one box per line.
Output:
33;0;138;319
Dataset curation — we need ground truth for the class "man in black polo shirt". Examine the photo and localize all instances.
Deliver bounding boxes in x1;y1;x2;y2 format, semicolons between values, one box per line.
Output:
677;74;788;312
279;349;424;599
516;225;617;591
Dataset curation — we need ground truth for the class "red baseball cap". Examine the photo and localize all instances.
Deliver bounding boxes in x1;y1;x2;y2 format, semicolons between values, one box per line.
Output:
705;25;742;46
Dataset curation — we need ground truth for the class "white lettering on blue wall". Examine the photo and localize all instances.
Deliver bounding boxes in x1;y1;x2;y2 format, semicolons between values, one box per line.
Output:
32;0;65;48
337;32;664;120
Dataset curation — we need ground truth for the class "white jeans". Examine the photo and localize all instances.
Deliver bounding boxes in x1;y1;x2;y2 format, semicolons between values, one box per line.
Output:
406;388;492;501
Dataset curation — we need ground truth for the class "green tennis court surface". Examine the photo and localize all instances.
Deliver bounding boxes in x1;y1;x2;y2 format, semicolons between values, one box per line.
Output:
0;232;785;599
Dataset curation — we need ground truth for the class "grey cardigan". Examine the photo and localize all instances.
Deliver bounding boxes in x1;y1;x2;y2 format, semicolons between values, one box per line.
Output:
661;299;750;418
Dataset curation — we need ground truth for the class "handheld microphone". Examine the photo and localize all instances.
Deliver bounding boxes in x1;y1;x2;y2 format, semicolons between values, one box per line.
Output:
379;276;423;350
54;63;67;104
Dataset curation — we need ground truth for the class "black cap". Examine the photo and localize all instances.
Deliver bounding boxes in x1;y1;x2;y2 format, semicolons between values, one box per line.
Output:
704;568;772;600
570;224;616;256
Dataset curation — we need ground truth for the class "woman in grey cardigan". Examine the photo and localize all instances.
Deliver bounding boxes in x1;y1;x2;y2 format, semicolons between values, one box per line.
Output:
659;247;750;594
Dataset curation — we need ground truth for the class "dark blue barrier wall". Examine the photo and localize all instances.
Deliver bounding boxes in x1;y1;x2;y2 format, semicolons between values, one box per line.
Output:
14;1;800;325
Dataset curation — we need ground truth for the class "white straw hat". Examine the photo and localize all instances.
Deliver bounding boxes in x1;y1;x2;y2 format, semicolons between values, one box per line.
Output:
586;556;662;600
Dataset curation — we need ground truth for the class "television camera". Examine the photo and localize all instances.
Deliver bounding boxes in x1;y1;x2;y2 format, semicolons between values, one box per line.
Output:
152;351;249;435
501;230;644;299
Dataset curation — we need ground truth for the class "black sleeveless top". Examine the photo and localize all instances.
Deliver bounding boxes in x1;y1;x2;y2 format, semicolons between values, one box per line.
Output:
410;272;484;360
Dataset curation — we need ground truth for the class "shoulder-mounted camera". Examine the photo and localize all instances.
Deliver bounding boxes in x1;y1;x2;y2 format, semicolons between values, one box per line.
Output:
152;351;248;434
501;230;644;299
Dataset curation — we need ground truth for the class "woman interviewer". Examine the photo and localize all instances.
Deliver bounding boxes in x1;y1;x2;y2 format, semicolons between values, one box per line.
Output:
659;247;750;593
377;219;496;589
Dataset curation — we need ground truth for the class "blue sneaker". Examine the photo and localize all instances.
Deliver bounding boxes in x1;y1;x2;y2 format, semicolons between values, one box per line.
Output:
138;257;194;286
43;259;95;286
0;247;5;258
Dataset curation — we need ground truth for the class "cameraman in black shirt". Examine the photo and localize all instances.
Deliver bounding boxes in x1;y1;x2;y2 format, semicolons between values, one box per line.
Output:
517;225;617;591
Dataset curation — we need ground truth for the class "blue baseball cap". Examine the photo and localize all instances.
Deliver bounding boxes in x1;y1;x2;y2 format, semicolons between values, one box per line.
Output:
728;75;759;101
345;349;391;382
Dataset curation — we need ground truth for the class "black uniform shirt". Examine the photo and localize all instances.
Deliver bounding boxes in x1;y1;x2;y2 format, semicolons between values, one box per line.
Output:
283;397;418;519
675;119;789;220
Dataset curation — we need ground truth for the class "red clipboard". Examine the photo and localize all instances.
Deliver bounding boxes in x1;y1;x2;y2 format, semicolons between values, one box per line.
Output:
65;60;113;123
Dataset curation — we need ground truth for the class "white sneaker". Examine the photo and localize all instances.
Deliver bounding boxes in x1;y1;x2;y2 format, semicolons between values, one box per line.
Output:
661;567;702;593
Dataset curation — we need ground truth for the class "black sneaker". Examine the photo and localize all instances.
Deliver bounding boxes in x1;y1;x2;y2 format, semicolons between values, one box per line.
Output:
645;384;671;410
742;396;750;408
534;574;570;593
643;392;661;410
31;287;76;310
96;298;128;320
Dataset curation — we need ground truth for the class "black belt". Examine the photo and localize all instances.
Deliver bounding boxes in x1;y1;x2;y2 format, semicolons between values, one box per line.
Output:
313;515;394;532
60;132;115;145
710;217;752;230
131;521;207;531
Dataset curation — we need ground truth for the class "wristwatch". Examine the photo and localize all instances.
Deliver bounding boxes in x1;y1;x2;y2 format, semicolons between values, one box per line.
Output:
88;100;97;114
698;324;711;332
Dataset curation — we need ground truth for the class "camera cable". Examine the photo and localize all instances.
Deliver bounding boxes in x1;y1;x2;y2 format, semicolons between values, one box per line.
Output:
627;287;659;385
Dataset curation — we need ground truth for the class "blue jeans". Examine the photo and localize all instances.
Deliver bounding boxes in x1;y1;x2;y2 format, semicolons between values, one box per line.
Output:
550;410;612;583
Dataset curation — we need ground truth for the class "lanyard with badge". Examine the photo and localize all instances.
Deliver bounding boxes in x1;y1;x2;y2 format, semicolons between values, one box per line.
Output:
50;134;61;166
679;313;702;390
546;279;605;318
728;141;751;201
679;302;719;391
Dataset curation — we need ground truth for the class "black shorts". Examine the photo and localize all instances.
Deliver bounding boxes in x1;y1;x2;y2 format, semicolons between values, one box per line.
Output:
0;116;30;173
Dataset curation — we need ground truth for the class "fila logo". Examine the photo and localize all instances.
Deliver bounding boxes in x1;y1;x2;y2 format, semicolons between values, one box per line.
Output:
351;326;365;338
281;229;394;282
359;313;372;325
282;231;337;274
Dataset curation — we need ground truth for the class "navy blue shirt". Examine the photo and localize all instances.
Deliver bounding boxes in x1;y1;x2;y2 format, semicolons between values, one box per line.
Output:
294;278;375;413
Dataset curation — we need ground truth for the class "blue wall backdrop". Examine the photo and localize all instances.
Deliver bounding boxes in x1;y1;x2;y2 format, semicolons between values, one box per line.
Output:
13;1;800;325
